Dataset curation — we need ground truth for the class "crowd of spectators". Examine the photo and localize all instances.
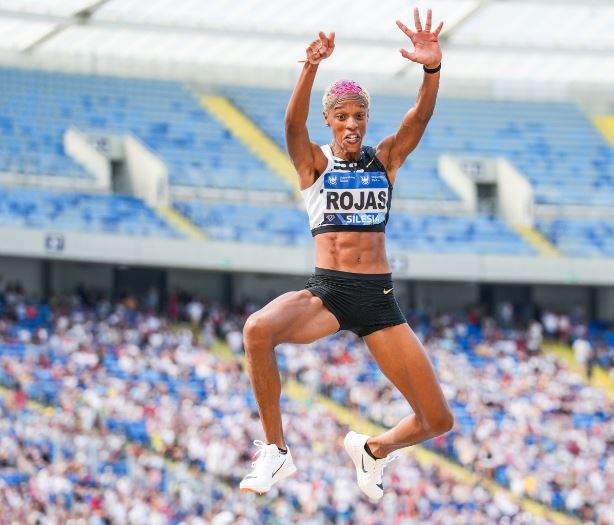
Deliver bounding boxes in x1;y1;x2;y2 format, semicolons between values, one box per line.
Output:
277;310;614;524
0;289;568;524
0;284;612;524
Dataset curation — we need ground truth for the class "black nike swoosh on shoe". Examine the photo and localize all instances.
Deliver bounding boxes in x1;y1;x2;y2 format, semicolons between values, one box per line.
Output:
272;458;287;477
361;456;368;474
376;483;383;490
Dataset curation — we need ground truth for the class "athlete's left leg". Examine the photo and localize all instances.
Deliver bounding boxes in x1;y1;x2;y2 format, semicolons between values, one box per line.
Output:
362;322;453;458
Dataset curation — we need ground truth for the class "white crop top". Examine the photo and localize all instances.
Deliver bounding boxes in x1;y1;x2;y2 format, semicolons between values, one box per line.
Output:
301;145;393;236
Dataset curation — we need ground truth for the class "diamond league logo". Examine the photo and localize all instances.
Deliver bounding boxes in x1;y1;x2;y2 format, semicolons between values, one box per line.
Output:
360;174;369;185
328;175;337;185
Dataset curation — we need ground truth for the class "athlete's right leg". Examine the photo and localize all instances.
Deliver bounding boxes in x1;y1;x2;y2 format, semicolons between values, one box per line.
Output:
243;290;340;449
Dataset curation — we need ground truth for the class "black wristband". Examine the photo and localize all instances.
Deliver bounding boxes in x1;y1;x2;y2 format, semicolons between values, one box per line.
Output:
423;63;441;74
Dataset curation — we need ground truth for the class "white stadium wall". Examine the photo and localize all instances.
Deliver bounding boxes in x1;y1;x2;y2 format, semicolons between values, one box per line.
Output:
64;128;112;189
497;159;534;227
1;227;614;286
438;155;476;211
123;136;170;207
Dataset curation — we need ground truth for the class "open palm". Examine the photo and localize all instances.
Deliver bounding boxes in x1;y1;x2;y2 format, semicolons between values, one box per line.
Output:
397;8;443;68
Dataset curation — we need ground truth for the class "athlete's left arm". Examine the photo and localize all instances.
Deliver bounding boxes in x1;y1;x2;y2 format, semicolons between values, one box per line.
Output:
376;8;443;178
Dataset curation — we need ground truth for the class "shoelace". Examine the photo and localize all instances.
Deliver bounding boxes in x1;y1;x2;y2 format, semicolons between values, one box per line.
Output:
373;454;397;479
249;440;274;472
250;440;266;466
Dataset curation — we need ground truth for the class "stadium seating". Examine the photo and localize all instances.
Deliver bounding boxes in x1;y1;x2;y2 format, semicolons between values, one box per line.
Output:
222;85;459;202
174;201;312;246
386;213;535;254
0;186;181;237
176;200;535;254
278;325;614;521
222;86;614;206
0;68;291;193
0;300;575;524
536;217;614;258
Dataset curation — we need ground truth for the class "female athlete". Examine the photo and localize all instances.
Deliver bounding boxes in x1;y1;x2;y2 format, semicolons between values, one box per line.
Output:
240;7;453;500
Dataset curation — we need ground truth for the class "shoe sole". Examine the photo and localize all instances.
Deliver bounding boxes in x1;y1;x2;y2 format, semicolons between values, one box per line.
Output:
239;487;266;494
239;464;297;494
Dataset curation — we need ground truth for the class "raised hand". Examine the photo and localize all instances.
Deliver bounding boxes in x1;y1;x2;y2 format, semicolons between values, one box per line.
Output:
396;8;443;68
302;31;336;65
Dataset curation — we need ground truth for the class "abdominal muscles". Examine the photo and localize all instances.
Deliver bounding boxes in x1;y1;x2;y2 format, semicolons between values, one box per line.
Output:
314;231;390;273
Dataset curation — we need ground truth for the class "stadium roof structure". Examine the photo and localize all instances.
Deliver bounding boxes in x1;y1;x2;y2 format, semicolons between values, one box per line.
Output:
0;0;613;104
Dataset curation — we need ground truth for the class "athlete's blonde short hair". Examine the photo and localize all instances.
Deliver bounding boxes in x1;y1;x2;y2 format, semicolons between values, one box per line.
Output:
322;80;370;113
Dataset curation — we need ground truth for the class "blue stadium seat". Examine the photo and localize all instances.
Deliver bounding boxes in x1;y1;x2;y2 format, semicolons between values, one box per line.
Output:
175;200;534;254
0;68;292;194
536;217;614;257
0;186;181;238
222;86;614;206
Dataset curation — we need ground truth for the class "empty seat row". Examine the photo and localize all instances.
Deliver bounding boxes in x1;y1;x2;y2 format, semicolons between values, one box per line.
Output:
0;186;181;238
175;200;535;255
222;86;614;206
0;68;292;194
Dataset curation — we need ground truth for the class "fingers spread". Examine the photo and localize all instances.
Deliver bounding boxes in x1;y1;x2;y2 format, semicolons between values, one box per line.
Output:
433;20;444;36
425;9;432;31
399;48;419;62
396;19;414;38
414;7;422;32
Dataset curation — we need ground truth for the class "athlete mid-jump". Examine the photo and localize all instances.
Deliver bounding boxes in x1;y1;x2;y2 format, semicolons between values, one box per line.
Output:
240;7;453;499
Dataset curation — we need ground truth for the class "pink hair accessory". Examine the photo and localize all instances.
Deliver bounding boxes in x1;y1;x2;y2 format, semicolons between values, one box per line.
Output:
322;79;370;112
329;80;364;96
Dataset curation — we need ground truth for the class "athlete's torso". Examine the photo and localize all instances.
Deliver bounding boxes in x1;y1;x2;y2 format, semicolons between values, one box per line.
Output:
302;145;393;273
301;145;393;236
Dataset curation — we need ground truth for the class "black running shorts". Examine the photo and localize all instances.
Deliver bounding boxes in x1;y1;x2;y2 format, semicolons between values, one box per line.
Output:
304;267;407;338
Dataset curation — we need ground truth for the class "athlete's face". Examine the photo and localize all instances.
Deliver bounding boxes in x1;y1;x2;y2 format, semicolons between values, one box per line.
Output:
324;97;368;159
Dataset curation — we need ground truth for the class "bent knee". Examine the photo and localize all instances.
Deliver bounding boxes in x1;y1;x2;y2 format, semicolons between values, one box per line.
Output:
426;408;455;436
243;313;273;348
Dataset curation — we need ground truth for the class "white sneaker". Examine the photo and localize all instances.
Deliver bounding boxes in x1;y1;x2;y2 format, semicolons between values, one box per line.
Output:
239;440;297;494
344;431;396;501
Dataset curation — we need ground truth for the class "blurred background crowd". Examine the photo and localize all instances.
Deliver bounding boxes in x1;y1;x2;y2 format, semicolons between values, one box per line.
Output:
1;285;612;525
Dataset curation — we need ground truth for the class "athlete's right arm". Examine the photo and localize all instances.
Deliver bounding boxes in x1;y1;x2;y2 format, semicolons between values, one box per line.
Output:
285;32;335;189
